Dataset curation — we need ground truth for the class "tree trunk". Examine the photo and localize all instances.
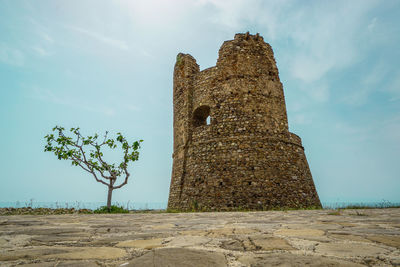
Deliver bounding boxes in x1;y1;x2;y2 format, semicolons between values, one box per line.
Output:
107;186;113;212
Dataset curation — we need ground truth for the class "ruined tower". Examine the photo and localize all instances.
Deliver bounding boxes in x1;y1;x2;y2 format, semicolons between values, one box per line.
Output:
168;33;321;211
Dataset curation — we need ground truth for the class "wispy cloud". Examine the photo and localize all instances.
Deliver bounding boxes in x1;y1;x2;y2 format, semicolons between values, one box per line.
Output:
24;18;56;57
342;61;389;106
39;31;54;44
368;17;378;32
125;104;142;112
381;115;400;146
386;71;400;102
32;46;52;57
66;25;129;51
27;87;116;117
118;0;192;28
198;0;290;39
198;0;380;103
291;113;312;125
0;43;25;66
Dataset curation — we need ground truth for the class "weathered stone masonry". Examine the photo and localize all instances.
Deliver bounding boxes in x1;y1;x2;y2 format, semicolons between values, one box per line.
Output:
168;33;321;211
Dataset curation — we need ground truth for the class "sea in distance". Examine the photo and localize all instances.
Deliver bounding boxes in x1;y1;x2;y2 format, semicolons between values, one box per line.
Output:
0;201;399;210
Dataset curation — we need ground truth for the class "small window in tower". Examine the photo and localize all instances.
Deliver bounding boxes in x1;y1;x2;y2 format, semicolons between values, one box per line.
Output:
193;105;211;127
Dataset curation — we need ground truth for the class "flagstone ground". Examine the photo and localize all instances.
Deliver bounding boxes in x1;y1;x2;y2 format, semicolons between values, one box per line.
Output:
1;208;399;266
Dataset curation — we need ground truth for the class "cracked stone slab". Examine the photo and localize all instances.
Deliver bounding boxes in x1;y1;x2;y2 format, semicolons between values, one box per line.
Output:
10;228;86;236
1;247;72;261
125;248;227;267
56;260;100;267
238;252;366;266
252;236;295;251
164;235;210;247
150;223;176;230
18;261;99;267
315;242;389;257
329;233;372;243
91;232;171;246
0;238;9;248
179;229;208;236
275;228;325;237
220;239;245;251
30;233;91;243
207;228;237;237
115;238;165;249
366;235;400;249
16;262;55;267
0;235;31;247
0;246;127;261
233;228;260;235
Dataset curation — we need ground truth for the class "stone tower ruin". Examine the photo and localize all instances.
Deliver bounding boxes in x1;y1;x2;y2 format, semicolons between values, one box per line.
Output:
168;32;321;211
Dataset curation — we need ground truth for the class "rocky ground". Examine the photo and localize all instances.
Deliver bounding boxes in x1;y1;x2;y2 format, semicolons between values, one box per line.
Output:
0;208;399;266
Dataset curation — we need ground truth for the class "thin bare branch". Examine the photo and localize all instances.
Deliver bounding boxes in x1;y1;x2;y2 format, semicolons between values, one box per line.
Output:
113;172;130;189
113;150;130;189
78;144;110;183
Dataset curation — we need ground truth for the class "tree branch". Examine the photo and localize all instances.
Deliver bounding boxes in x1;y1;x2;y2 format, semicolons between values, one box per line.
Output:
113;172;130;189
113;146;130;189
77;144;110;186
70;154;109;187
93;144;114;178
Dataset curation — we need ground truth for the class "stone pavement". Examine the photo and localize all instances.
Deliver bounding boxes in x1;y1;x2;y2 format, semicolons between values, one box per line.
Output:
0;209;399;266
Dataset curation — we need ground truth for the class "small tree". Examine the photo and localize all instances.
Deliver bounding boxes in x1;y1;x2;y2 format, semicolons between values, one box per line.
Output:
44;126;142;211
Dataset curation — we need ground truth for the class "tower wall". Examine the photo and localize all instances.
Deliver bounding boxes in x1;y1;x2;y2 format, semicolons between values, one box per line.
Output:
168;54;199;205
168;33;321;211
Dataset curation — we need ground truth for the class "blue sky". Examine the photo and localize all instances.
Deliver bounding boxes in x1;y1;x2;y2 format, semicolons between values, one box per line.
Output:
1;0;399;206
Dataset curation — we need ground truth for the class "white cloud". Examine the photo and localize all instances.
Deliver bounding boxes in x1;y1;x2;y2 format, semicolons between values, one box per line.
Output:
287;2;379;83
291;113;312;125
311;84;330;102
84;106;116;117
386;71;400;101
382;115;400;145
32;46;52;56
117;0;193;28
368;17;378;32
198;0;378;76
0;43;25;66
27;87;116;117
335;122;363;135
193;0;380;104
342;61;389;106
125;104;142;112
39;32;54;44
66;25;129;51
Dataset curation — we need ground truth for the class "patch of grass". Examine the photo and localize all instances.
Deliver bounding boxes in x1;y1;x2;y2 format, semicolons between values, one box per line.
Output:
342;205;375;209
165;205;323;213
93;205;129;214
342;204;400;209
166;208;180;213
268;205;323;211
0;207;92;215
325;200;400;210
327;210;341;216
176;54;183;65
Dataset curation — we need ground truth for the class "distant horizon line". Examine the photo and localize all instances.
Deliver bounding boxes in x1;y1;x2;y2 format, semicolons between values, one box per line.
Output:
1;200;400;210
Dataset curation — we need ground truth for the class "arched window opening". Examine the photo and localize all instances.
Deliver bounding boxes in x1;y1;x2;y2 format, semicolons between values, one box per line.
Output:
193;105;211;127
